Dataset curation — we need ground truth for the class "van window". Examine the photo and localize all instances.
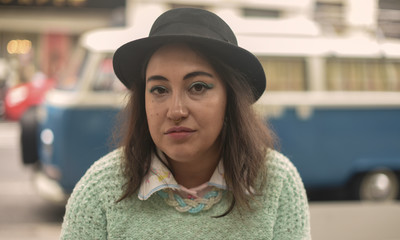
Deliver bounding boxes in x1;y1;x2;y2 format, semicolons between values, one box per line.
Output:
259;57;307;91
91;54;126;92
326;58;400;91
56;47;88;91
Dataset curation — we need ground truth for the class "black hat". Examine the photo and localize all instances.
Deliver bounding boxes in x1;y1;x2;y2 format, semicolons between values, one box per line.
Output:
113;8;266;101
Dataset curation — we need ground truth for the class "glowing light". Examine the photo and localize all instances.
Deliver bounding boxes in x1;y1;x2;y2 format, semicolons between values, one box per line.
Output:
7;39;32;54
41;129;54;145
69;0;85;7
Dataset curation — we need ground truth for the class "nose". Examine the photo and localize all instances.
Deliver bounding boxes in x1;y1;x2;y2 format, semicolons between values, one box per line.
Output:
167;92;189;123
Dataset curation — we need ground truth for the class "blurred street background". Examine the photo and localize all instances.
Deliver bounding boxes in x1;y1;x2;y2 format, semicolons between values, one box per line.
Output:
0;121;63;240
1;0;400;239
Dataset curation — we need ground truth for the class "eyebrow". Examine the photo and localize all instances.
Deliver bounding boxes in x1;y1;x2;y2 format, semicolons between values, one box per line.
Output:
146;71;214;82
146;75;167;82
184;71;213;80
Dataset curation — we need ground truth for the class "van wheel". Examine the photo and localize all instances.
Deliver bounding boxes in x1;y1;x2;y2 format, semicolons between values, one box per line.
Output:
357;170;399;201
20;106;39;164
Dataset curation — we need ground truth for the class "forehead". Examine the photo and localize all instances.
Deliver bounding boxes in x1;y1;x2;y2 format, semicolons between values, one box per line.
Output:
146;43;212;70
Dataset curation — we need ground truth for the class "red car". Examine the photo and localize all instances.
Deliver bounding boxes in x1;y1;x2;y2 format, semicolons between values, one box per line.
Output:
4;73;54;120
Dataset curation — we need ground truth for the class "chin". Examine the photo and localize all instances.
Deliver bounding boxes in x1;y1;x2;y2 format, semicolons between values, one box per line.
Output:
165;152;194;163
162;148;197;163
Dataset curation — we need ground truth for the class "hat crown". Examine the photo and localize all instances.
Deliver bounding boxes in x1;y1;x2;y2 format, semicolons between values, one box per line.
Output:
149;8;237;45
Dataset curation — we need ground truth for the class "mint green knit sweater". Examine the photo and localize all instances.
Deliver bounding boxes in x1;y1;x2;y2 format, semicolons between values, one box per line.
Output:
61;149;311;239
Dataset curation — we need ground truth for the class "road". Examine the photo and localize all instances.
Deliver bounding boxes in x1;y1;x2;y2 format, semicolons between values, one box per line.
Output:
0;121;400;240
0;121;63;240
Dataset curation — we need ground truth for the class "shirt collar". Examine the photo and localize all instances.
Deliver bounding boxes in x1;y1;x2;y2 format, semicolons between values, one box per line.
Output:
138;148;226;200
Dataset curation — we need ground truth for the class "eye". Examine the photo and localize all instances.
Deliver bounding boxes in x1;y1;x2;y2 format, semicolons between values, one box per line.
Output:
188;82;214;94
149;86;168;95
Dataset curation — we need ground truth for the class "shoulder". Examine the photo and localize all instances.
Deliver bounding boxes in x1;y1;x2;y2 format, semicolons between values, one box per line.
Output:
265;149;300;180
262;150;311;239
79;148;123;182
68;148;125;203
262;149;307;198
61;149;124;239
84;148;123;179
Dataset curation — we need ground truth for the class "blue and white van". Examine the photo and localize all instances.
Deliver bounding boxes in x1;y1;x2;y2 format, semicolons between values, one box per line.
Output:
21;22;400;203
253;35;400;201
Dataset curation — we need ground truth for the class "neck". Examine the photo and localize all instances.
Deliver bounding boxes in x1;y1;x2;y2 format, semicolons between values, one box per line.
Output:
167;153;220;189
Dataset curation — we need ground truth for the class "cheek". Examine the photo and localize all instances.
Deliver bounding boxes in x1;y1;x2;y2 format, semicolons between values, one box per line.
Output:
145;98;162;134
203;97;226;131
214;92;227;122
145;94;158;115
146;106;160;119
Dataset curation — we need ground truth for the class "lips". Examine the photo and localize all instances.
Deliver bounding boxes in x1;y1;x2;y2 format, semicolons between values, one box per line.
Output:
165;127;195;140
165;126;195;134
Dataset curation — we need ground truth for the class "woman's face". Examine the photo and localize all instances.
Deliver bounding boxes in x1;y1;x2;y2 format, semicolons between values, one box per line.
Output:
145;43;227;165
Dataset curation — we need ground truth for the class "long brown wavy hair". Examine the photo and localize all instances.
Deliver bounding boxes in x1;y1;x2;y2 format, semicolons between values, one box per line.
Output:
115;42;276;217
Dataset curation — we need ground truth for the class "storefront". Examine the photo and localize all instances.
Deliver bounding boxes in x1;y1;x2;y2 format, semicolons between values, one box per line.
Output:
0;0;125;88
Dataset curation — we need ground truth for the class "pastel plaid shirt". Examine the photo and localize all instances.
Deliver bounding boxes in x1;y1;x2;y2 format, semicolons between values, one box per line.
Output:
138;149;226;200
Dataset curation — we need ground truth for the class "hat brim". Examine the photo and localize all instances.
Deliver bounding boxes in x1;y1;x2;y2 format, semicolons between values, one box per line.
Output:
113;35;266;101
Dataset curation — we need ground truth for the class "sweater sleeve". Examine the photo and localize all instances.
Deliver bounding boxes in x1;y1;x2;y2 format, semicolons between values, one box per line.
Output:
60;156;113;240
271;153;311;240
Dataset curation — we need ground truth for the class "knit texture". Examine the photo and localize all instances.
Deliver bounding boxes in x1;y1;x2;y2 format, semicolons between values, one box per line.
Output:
60;149;311;240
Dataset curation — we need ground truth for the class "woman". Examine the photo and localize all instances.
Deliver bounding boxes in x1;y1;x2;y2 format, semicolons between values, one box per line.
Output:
61;8;311;239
